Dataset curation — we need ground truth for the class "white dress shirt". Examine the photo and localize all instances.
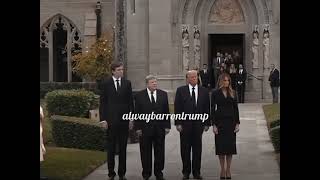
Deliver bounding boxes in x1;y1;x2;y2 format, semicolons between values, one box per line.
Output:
188;84;198;105
147;88;157;103
112;76;121;91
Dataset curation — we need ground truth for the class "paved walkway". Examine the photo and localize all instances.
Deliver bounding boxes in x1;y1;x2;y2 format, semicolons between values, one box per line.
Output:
83;103;279;180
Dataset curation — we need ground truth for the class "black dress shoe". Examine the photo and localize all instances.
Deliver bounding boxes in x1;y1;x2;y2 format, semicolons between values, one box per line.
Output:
119;176;127;180
226;177;231;179
220;177;226;179
193;175;203;179
143;176;150;180
182;174;189;179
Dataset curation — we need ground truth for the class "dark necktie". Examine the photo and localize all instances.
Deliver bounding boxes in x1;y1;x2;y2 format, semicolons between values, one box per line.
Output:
151;91;156;105
116;79;120;92
192;87;196;109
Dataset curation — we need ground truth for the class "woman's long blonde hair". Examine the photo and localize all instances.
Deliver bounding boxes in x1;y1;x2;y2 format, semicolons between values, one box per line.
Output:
217;73;235;98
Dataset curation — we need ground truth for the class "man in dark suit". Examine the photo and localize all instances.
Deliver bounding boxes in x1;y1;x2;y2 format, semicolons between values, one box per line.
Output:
174;70;211;180
99;61;134;180
212;52;223;88
134;75;171;180
268;64;280;103
199;64;210;88
236;64;247;103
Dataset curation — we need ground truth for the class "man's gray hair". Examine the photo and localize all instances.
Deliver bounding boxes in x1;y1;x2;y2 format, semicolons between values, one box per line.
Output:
145;74;157;84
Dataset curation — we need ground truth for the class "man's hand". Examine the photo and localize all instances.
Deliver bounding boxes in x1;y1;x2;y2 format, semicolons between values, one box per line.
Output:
234;124;240;133
100;121;108;129
213;125;218;134
136;130;142;137
204;126;209;132
165;128;170;135
176;125;183;132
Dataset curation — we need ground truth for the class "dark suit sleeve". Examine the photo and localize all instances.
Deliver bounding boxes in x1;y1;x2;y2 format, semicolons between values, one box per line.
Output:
203;88;211;126
99;81;108;122
134;93;142;130
233;96;240;124
128;81;134;112
244;70;247;82
174;88;183;126
210;90;217;126
163;91;171;129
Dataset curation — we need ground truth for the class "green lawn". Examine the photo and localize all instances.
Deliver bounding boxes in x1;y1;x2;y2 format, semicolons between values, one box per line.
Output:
41;99;106;180
262;103;280;166
41;147;107;180
262;103;280;126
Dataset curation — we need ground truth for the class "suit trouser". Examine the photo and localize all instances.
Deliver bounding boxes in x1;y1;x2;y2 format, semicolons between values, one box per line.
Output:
271;86;279;103
237;84;245;103
139;127;165;178
107;127;128;177
180;127;203;176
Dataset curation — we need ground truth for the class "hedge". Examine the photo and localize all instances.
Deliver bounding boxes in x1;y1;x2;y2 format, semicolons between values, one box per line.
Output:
40;82;99;98
270;119;280;129
45;89;99;117
51;115;107;151
270;125;280;153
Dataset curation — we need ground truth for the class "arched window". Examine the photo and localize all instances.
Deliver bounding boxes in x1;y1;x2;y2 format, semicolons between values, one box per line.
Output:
40;14;82;82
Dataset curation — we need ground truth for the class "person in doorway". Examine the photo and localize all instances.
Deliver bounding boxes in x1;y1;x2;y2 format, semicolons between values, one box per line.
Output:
199;64;210;88
236;64;247;103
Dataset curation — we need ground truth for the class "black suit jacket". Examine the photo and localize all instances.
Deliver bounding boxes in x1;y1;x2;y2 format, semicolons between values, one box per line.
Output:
211;89;240;126
134;89;171;135
236;69;247;85
268;69;280;87
99;77;134;128
174;85;211;130
199;69;210;86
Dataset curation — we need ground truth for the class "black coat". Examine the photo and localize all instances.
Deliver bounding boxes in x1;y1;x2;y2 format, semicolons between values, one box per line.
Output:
99;77;134;128
134;89;171;135
236;69;247;85
174;85;211;131
199;69;210;86
211;89;240;126
268;69;280;87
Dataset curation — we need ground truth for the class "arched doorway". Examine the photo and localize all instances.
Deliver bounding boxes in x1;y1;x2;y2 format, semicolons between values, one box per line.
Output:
40;14;82;82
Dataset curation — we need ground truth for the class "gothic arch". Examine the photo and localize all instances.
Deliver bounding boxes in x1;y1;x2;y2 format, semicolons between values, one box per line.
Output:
40;14;83;82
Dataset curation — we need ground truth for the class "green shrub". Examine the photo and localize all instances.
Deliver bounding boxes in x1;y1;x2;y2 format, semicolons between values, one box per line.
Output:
40;82;98;98
45;89;99;117
270;119;280;129
51;115;107;151
270;125;280;153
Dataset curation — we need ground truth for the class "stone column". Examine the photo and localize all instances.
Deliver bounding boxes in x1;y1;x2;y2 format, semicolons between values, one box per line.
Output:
115;0;127;66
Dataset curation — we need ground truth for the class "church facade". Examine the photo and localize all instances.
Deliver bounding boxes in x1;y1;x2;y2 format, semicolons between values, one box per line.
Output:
40;0;280;103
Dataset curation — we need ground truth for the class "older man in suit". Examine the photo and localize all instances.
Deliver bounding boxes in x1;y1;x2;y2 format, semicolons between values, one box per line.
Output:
135;75;171;180
99;61;134;180
174;70;211;180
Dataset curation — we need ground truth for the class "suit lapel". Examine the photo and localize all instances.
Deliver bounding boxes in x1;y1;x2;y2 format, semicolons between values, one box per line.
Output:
144;89;152;105
197;87;201;107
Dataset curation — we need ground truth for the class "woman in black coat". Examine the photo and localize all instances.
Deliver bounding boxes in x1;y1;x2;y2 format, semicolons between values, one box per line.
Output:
211;73;240;179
